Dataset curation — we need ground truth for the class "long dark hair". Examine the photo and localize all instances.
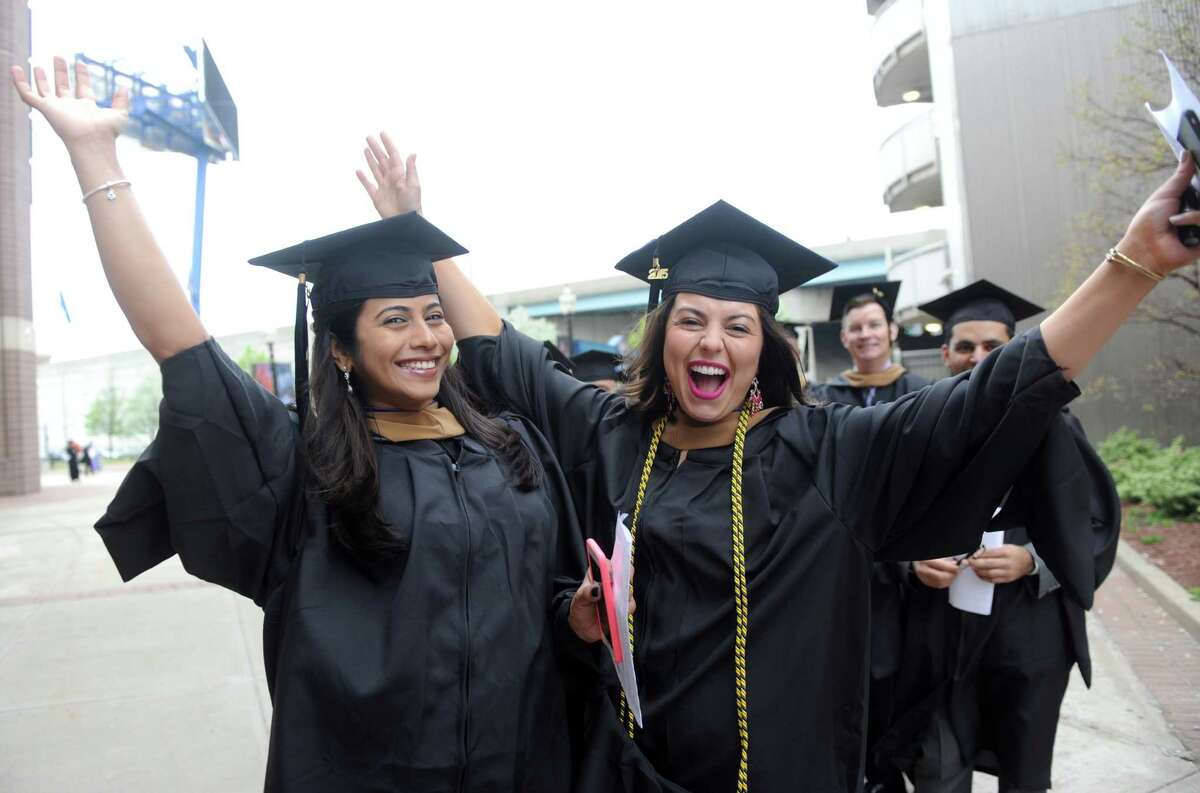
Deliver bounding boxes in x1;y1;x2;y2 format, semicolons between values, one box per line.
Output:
305;298;540;556
621;293;809;416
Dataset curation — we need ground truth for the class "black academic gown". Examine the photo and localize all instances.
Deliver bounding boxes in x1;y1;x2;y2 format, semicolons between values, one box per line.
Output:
459;323;1085;793
812;370;931;410
816;369;932;792
880;411;1120;790
93;339;587;793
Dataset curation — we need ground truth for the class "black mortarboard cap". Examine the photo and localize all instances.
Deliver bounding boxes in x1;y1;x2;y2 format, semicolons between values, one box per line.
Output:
918;279;1044;337
570;349;623;383
250;212;467;307
614;200;837;314
828;280;902;323
248;212;468;426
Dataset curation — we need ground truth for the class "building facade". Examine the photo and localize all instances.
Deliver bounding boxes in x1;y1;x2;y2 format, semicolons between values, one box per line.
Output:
37;326;294;460
1;0;38;494
868;0;1198;441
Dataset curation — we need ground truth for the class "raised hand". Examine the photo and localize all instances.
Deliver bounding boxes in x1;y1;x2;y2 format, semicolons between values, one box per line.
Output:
356;131;422;219
1119;151;1200;275
10;56;128;152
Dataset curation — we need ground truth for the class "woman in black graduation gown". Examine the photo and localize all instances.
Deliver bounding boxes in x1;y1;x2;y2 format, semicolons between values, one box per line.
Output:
12;60;599;793
358;137;1200;793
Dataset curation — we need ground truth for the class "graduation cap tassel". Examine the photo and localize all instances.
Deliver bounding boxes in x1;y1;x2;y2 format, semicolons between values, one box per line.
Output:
645;251;668;312
294;273;310;429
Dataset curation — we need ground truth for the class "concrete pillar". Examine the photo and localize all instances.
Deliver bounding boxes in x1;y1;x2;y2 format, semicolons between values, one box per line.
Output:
0;0;39;495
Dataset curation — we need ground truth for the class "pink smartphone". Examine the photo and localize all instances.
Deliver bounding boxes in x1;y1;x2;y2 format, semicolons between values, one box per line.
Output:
585;538;623;664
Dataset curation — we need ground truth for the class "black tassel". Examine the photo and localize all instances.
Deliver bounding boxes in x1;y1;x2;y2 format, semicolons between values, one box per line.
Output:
646;285;663;313
294;274;309;429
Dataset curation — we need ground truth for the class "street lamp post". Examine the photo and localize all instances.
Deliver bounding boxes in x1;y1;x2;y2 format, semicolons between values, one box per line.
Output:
558;286;577;355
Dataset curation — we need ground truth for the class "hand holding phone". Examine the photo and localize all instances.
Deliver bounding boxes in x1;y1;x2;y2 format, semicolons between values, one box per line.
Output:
585;538;623;664
1175;110;1200;247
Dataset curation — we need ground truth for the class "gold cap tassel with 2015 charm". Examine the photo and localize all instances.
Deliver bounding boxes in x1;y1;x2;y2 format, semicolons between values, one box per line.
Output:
620;401;754;793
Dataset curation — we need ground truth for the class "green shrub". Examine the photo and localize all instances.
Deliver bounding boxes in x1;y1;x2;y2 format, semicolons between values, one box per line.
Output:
1098;428;1161;493
1098;429;1200;520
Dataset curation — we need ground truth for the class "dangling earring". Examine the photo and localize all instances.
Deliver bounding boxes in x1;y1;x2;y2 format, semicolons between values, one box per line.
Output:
343;368;354;394
664;378;677;417
747;376;763;415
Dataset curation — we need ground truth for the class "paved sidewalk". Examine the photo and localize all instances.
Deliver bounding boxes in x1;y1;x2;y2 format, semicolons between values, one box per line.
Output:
0;473;270;793
1;474;1198;792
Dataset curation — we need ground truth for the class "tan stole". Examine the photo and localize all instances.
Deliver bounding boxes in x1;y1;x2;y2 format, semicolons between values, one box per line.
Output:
837;365;907;389
365;406;466;442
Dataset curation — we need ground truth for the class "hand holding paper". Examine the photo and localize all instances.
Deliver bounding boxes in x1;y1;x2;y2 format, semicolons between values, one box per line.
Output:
949;530;1005;615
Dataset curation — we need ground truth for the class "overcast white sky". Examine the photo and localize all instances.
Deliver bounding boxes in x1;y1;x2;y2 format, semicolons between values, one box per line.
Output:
25;0;940;361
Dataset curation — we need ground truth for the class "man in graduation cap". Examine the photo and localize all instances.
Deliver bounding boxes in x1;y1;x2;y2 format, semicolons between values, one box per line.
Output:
813;280;931;793
813;280;930;407
882;280;1121;793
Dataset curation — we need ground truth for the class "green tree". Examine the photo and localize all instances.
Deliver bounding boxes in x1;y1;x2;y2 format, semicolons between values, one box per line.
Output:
123;375;162;443
503;306;558;342
85;385;127;456
236;344;270;374
1061;0;1200;403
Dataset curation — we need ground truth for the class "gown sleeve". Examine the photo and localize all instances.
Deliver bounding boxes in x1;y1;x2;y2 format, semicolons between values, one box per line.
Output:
785;327;1082;562
94;339;300;605
458;322;628;473
1005;411;1120;610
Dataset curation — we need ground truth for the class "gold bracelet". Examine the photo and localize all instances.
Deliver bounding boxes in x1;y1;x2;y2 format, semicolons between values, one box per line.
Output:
1106;246;1165;283
81;179;131;204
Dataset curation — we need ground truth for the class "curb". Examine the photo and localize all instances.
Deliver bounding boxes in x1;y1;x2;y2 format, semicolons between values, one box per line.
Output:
1114;539;1200;644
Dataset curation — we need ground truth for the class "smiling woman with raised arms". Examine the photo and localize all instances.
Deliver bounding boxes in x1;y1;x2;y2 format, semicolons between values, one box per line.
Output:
359;131;1200;793
10;58;610;793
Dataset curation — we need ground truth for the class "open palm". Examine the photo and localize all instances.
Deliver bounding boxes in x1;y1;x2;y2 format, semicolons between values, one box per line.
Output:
356;131;422;219
10;56;128;149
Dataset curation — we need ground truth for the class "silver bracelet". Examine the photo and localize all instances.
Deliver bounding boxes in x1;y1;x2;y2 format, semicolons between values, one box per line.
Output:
81;179;132;204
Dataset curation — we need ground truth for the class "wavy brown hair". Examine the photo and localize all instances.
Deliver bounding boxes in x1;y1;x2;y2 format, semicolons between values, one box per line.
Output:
305;298;540;557
620;293;809;416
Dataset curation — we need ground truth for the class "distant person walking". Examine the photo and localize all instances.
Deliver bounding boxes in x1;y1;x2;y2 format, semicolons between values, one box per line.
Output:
65;441;80;482
80;443;93;476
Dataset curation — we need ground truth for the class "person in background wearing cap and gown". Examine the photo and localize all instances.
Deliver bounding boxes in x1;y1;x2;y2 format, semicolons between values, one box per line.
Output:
812;281;930;793
570;349;624;392
360;132;1196;793
812;281;930;407
877;281;1121;793
540;343;623;392
11;61;613;793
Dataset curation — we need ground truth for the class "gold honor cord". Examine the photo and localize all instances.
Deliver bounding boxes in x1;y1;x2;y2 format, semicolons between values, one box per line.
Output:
620;414;666;736
620;405;754;793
